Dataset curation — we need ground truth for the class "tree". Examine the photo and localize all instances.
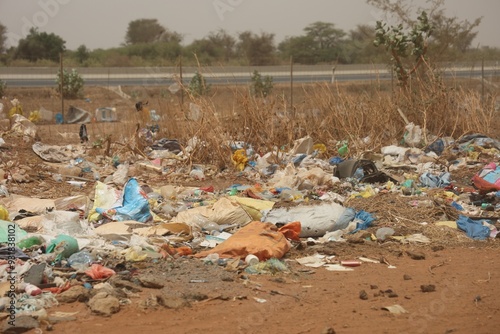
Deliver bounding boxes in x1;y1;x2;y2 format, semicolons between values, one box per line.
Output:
207;29;236;63
0;23;6;54
124;18;182;45
429;12;481;56
237;31;275;66
343;25;386;63
367;0;482;59
278;22;346;64
75;44;90;64
304;21;346;63
185;39;223;65
278;35;317;64
374;11;432;87
15;28;65;62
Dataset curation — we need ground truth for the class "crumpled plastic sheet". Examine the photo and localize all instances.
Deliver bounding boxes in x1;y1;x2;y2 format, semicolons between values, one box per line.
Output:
419;171;451;188
456;215;491;240
351;210;376;233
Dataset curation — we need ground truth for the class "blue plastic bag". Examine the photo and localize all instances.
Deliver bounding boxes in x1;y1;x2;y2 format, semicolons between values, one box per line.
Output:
96;178;152;222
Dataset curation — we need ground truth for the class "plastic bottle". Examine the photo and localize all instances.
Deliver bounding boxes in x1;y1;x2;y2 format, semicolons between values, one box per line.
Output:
203;253;219;264
376;227;395;241
68;250;94;270
245;254;259;266
337;141;349;157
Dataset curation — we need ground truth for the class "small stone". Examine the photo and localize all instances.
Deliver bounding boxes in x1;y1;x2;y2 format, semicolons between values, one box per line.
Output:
432;245;445;252
59;166;81;178
407;251;425;260
270;277;286;284
403;274;412;280
158;291;187;309
88;292;120;316
388;292;399;298
56;285;89;303
321;327;336;334
137;274;165;289
111;278;143;292
370;284;378;290
420;284;436;293
359;290;368;300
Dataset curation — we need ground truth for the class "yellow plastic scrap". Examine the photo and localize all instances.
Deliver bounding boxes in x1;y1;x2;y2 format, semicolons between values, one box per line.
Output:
477;147;499;156
385;181;395;190
350;185;377;199
467;150;480;161
124;246;148;262
28;110;40;123
437;191;458;202
0;205;9;221
312;143;327;154
9;106;23;118
231;149;248;171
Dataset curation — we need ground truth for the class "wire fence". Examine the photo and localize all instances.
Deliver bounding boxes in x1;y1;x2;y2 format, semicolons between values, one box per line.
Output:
0;62;499;87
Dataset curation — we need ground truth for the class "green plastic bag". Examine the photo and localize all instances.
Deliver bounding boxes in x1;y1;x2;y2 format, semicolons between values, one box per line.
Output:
46;234;79;261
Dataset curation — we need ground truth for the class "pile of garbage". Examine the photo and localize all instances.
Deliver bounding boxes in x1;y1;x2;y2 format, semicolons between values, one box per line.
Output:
0;116;499;331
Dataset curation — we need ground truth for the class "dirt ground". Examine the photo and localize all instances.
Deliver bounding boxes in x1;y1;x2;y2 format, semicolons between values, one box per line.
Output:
1;86;500;334
48;244;500;334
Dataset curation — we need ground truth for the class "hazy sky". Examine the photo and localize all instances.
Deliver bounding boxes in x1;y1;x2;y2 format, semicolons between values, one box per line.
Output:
0;0;499;50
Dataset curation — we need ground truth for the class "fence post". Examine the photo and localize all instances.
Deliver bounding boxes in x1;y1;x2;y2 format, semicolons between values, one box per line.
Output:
290;56;293;117
59;52;64;123
481;56;485;109
179;55;184;110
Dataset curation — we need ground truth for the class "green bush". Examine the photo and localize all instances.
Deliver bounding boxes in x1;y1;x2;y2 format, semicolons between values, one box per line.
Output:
0;80;5;97
188;71;210;97
251;70;273;97
56;68;84;98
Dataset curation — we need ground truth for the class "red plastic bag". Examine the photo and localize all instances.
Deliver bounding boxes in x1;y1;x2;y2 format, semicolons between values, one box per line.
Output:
85;264;116;280
472;162;500;192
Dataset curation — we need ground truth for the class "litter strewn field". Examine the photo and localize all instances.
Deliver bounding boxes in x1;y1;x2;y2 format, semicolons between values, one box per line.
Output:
0;84;499;334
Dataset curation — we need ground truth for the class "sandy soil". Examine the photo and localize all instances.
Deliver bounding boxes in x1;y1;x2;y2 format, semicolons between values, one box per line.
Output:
41;244;500;334
1;86;499;334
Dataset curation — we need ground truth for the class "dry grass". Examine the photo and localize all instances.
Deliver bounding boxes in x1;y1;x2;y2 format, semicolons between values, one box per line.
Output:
7;72;499;170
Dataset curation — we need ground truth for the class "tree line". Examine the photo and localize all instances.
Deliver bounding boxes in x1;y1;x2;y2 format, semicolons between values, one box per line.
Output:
0;0;498;67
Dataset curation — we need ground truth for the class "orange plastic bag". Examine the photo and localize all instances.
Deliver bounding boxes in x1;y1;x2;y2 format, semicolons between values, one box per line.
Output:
85;264;116;280
278;221;301;241
194;221;291;261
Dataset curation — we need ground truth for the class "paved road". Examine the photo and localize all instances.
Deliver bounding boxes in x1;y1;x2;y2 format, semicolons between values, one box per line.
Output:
1;67;497;87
